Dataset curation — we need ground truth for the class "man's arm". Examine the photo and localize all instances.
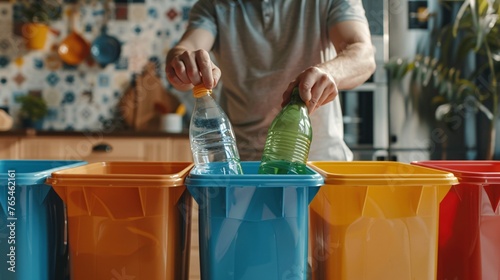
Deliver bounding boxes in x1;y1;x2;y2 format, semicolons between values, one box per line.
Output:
324;20;375;90
283;20;375;113
165;28;220;91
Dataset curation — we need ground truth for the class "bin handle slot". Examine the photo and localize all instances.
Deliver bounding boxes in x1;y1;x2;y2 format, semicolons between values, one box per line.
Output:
92;143;113;153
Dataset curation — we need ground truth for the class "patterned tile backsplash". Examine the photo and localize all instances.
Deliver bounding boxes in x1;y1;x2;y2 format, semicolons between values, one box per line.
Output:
0;0;195;131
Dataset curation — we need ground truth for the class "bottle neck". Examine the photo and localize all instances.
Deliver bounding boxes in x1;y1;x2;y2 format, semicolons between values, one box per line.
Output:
290;87;303;105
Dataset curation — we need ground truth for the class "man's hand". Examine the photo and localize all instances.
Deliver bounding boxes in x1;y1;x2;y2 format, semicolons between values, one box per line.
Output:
282;66;338;114
282;20;375;114
166;49;221;91
165;28;219;91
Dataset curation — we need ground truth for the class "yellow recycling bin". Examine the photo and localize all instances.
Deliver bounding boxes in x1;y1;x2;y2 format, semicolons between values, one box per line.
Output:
307;161;458;280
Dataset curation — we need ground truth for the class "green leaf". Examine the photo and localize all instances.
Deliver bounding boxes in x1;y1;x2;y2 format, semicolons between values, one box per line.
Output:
438;77;449;95
432;75;439;89
454;0;476;37
438;25;455;66
423;58;439;86
446;80;455;100
486;32;500;50
478;0;489;16
457;33;479;59
470;0;479;25
15;94;48;122
386;58;414;80
475;13;499;50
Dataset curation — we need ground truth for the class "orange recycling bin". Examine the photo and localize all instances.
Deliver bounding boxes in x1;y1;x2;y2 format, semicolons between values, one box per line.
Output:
47;162;193;280
307;161;458;280
412;161;500;280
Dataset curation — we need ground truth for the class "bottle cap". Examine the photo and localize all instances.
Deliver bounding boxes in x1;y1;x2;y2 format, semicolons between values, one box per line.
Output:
193;84;211;98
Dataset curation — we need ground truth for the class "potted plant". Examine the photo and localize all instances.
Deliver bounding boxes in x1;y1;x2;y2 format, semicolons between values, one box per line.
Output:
16;0;62;50
16;94;48;129
386;0;500;159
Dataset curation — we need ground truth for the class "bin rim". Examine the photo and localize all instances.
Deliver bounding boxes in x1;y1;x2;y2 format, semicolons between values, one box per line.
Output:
412;160;500;184
185;161;324;188
46;161;194;187
0;160;87;185
307;161;458;186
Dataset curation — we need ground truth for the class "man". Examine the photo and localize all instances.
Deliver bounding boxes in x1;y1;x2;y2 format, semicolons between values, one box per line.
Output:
166;0;375;161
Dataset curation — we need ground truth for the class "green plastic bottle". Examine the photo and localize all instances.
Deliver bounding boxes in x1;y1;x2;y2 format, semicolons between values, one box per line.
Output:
258;87;312;174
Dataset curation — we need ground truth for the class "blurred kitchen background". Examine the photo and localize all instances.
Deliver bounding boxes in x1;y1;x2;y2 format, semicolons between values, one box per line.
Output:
0;0;499;162
0;0;195;131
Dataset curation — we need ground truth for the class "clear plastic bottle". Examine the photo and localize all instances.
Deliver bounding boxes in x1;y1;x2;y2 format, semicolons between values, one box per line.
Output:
258;87;312;174
189;84;243;175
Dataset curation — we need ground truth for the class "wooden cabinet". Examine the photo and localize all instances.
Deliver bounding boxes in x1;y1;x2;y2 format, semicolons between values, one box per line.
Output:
170;137;194;162
190;202;201;280
0;137;20;159
19;136;192;162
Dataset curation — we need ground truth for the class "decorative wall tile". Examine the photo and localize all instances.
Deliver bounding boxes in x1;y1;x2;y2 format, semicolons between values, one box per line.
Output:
148;7;158;19
0;0;193;130
98;74;110;87
46;72;60;86
45;52;63;71
181;6;190;20
115;4;128;20
24;69;44;88
129;4;147;21
65;75;75;84
85;24;93;32
115;0;145;4
14;57;23;67
133;25;142;34
46;108;58;121
62;91;75;104
34;58;44;69
43;88;63;107
166;8;178;21
115;57;128;70
102;94;109;104
12;73;25;86
0;56;9;68
0;3;12;20
0;37;23;57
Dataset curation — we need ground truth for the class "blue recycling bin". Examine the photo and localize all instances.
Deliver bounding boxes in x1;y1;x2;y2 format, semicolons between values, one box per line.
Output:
0;160;86;280
185;161;323;280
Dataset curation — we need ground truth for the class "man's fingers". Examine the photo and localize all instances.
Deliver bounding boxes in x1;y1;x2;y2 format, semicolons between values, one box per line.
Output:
166;68;184;87
212;63;221;87
195;50;214;88
321;95;335;106
180;52;201;85
298;78;314;111
170;57;191;84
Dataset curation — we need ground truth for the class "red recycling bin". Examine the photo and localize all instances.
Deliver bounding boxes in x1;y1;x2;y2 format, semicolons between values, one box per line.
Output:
412;161;500;280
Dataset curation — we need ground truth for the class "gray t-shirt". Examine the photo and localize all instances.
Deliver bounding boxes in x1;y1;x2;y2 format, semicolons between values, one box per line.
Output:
187;0;367;161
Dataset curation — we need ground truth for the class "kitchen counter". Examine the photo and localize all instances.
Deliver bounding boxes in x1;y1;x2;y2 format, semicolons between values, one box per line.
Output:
0;129;192;162
0;129;189;138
